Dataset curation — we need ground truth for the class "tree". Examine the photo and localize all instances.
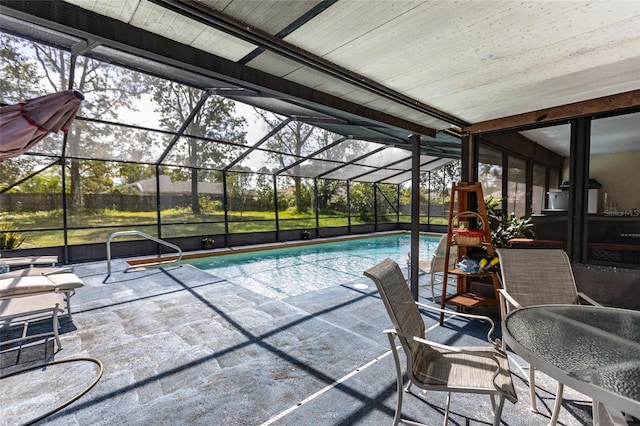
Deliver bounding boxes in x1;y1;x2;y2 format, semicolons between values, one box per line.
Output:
257;115;313;212
226;168;253;218
0;35;53;187
113;163;156;193
255;167;274;211
377;183;399;218
0;36;40;101
317;178;340;211
429;160;461;210
349;182;374;221
34;43;150;206
312;131;362;212
0;34;160;208
2;33;249;218
152;84;247;214
254;113;322;212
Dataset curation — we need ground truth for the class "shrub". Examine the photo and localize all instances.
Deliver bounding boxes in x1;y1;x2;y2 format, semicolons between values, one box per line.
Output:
0;219;26;249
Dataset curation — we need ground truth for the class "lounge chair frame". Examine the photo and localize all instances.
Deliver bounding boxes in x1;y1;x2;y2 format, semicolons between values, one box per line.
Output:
0;291;64;350
0;267;82;320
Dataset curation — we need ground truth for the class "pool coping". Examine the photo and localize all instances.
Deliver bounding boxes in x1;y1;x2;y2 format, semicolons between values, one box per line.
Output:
126;230;443;267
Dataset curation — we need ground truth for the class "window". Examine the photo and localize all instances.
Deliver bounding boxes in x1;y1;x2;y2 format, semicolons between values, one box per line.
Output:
587;112;640;268
478;145;502;201
532;163;546;214
507;155;526;217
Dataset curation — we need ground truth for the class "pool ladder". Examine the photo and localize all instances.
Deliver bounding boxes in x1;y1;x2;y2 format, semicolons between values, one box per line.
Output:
106;230;182;274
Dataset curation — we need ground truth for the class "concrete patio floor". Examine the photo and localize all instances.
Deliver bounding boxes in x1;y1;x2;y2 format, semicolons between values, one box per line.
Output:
0;255;606;425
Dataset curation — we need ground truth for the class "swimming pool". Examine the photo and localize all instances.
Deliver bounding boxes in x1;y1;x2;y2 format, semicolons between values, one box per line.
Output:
181;234;441;299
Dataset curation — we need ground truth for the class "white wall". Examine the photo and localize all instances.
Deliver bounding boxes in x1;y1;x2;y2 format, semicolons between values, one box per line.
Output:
589;151;640;211
561;151;640;212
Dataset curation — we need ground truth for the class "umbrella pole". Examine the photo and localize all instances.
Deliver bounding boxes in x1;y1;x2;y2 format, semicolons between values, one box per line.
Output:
61;148;69;264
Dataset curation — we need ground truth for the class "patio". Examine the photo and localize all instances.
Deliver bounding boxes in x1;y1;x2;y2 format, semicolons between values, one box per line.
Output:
1;256;598;425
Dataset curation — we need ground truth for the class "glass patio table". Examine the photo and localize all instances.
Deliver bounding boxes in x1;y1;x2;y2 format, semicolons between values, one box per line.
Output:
503;304;640;425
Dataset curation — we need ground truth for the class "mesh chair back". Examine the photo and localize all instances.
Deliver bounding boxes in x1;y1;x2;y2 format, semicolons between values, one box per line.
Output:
434;234;449;257
432;234;457;271
496;248;580;307
364;258;426;355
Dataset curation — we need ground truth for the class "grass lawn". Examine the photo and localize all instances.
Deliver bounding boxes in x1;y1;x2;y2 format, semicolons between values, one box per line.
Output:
3;208;346;247
3;208;446;248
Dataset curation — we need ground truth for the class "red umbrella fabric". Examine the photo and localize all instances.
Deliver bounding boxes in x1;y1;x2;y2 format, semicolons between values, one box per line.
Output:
0;90;84;160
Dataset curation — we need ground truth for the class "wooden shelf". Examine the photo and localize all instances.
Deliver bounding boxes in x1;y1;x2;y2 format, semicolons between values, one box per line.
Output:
447;268;496;278
443;293;498;308
440;182;501;325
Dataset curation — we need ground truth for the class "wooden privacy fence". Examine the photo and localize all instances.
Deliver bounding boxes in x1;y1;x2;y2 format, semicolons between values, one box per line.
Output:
0;193;218;212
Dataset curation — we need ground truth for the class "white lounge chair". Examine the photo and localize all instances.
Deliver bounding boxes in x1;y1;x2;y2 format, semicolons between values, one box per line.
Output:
1;255;58;268
0;291;65;350
0;268;84;320
0;266;74;278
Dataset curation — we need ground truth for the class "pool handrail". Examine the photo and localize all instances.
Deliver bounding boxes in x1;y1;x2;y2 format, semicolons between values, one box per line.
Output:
106;230;182;274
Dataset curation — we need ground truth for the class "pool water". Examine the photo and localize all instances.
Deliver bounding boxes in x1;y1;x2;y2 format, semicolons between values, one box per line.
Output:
182;234;441;299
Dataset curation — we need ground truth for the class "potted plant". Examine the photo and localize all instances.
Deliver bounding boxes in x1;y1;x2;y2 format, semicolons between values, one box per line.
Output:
484;196;536;248
201;237;215;249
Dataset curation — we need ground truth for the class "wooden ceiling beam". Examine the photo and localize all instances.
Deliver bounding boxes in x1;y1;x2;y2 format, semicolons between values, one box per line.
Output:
464;90;640;135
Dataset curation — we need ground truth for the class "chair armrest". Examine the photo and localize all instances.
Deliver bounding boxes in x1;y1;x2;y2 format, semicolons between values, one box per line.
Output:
497;289;521;309
497;289;522;315
385;328;461;352
415;301;499;347
385;329;503;361
577;291;601;306
416;301;495;326
496;289;522;351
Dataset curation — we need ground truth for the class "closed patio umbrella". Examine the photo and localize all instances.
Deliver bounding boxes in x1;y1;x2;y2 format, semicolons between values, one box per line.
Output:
0;90;84;160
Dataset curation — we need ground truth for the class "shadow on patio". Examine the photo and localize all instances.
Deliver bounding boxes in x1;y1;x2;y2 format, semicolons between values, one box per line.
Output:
1;258;595;425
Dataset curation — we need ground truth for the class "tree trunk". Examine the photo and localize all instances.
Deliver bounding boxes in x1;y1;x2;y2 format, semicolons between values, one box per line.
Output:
294;176;302;212
191;168;200;215
189;138;200;214
70;159;82;208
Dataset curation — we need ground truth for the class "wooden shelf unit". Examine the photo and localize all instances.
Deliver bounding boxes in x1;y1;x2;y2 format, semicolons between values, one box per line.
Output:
439;182;500;325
